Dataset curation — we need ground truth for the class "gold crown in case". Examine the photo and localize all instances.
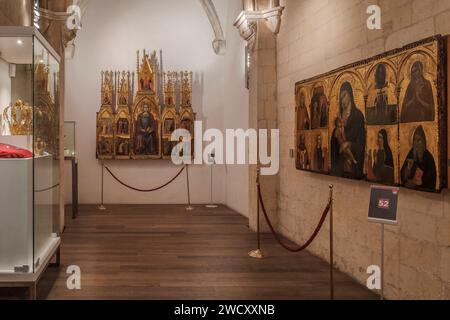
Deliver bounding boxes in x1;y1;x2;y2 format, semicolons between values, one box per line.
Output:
3;100;33;135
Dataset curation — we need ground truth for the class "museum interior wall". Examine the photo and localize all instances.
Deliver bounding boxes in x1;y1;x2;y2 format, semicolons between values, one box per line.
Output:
64;0;249;212
275;0;450;299
223;0;250;217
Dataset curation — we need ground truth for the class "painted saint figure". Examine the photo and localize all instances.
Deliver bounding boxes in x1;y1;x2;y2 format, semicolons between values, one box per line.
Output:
116;138;130;156
313;134;328;173
117;119;129;135
330;82;366;179
366;64;398;125
309;86;329;129
400;61;435;123
296;90;310;131
134;105;157;155
98;137;112;156
163;140;176;157
367;129;395;185
401;126;437;191
181;119;193;135
297;134;310;170
164;119;176;135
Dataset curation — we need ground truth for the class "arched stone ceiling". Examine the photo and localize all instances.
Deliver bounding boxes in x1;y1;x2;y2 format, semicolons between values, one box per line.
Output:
39;0;226;56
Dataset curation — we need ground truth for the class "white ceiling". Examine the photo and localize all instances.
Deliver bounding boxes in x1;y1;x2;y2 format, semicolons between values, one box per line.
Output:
0;37;32;64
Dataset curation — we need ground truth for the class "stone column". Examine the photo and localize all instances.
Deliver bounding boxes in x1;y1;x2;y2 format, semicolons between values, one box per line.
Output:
0;0;33;26
248;21;279;233
235;0;284;233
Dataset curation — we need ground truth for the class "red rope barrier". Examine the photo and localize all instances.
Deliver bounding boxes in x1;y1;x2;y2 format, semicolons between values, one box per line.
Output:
35;183;60;193
105;166;186;193
258;184;331;253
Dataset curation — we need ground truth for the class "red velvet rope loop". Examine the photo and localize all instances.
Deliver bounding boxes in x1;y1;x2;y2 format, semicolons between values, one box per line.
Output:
105;165;186;193
35;183;60;193
258;184;331;253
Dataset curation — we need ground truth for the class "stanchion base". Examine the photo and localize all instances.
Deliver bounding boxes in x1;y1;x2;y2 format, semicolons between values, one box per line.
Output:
98;205;107;211
205;204;218;208
186;206;194;211
248;249;265;259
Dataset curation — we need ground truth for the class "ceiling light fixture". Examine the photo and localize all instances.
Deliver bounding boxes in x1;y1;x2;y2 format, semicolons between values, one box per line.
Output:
17;39;23;46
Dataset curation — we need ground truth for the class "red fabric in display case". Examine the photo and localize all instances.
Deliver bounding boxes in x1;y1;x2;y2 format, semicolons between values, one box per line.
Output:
0;144;33;158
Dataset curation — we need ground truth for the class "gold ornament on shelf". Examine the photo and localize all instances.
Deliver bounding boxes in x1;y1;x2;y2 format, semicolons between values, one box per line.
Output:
2;100;33;135
34;138;46;156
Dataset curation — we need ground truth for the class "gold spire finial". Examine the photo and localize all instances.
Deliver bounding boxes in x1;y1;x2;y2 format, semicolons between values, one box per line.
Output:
137;51;154;92
101;70;113;105
164;71;176;107
181;71;193;107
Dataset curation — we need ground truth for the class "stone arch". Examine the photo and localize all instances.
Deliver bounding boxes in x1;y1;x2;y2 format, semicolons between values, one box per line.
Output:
198;0;226;55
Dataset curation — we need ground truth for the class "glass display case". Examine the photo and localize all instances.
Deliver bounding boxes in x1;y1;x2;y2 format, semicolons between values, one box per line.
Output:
64;121;78;219
0;27;61;275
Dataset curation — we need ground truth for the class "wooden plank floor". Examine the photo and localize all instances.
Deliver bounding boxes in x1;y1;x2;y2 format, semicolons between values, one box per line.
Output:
2;205;377;300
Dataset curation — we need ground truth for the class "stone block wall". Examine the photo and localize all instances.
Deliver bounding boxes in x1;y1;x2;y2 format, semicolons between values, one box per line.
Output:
276;0;450;299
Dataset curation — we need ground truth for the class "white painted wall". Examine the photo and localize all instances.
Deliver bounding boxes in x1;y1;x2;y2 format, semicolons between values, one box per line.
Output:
65;0;249;211
223;0;249;217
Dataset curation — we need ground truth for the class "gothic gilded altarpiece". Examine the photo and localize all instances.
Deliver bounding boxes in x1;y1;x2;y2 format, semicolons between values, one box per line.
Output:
96;50;196;161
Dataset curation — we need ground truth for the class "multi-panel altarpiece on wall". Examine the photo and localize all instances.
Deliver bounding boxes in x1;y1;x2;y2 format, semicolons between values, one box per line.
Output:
295;36;448;193
96;50;196;160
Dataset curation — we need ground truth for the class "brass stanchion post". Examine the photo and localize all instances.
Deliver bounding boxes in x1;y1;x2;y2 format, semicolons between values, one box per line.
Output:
186;164;194;211
380;223;385;300
99;160;107;211
248;168;265;259
329;184;334;300
206;154;218;209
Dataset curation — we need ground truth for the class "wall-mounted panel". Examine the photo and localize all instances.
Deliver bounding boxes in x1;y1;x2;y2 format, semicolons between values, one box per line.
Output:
295;36;447;193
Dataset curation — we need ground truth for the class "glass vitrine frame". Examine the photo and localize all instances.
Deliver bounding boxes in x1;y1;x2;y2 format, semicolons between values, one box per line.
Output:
0;26;61;275
64;121;76;159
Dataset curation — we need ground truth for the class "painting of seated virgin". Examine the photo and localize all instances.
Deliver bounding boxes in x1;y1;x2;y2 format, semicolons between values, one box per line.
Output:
400;61;435;123
310;86;328;129
366;63;398;125
134;105;159;156
400;126;437;191
330;82;366;180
